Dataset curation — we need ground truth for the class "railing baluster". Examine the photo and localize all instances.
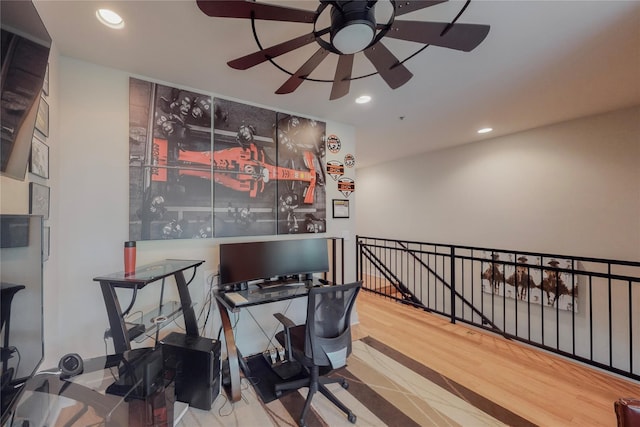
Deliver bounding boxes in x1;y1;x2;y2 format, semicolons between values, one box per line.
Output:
355;235;639;380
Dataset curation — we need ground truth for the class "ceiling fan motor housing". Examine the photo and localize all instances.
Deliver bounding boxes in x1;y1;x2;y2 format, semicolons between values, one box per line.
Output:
330;1;376;54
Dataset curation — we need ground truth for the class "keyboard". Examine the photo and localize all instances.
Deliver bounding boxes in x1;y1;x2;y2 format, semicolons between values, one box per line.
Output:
225;292;248;306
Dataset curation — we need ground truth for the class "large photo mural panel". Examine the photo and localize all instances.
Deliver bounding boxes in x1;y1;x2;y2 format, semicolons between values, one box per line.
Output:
481;251;578;312
129;78;213;241
274;114;326;234
212;98;278;237
130;79;328;240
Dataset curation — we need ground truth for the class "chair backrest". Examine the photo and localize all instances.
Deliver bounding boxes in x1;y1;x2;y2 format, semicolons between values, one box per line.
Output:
304;281;362;368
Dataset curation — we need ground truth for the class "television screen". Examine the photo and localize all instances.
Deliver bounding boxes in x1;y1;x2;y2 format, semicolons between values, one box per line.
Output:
219;238;329;286
1;0;51;181
0;215;44;425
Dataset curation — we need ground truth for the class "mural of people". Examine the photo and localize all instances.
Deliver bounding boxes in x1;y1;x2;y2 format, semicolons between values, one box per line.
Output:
482;252;504;294
540;259;577;308
506;256;537;300
481;252;578;312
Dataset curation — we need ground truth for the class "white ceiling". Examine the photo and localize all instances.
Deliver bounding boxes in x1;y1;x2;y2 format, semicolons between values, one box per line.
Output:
34;0;640;169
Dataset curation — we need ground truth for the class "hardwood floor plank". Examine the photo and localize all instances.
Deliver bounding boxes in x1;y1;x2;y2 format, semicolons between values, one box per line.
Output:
354;291;640;426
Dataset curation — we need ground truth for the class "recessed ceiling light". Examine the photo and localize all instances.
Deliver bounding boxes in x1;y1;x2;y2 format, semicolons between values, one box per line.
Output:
355;95;371;104
96;9;124;29
477;127;493;134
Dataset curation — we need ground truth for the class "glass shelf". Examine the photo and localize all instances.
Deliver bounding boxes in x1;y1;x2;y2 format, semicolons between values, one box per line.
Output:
127;300;195;343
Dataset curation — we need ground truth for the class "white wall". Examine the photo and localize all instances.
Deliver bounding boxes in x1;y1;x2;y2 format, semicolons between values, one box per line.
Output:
356;106;640;261
36;56;357;368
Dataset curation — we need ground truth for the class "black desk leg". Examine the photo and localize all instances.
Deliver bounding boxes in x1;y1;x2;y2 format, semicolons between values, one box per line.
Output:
174;271;198;336
215;298;241;402
99;281;129;354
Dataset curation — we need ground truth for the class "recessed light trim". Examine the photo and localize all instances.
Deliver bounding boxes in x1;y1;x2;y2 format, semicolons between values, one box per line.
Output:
477;127;493;134
96;9;124;29
355;95;371;104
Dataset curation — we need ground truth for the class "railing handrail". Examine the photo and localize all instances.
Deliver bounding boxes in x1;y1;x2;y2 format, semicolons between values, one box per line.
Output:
357;235;640;267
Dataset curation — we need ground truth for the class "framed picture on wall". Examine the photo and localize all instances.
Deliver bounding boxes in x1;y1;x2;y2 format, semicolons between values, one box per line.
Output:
35;97;49;137
43;64;49;96
332;199;349;218
29;182;50;220
29;134;49;179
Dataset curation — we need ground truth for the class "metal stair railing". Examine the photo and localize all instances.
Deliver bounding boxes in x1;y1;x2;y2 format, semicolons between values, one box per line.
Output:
356;235;640;381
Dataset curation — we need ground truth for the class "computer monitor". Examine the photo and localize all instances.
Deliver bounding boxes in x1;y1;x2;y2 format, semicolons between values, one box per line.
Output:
219;238;329;286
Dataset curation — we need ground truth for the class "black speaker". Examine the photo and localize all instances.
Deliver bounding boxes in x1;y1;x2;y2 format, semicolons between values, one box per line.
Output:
161;332;220;410
58;353;83;379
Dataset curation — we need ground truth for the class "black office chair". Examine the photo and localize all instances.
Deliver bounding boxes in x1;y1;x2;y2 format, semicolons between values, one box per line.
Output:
273;281;362;427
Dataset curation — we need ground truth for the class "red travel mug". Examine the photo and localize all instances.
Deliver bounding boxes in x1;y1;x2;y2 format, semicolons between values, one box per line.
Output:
124;241;136;276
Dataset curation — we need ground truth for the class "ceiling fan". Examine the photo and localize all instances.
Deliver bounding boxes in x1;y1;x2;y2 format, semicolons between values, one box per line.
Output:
196;0;490;100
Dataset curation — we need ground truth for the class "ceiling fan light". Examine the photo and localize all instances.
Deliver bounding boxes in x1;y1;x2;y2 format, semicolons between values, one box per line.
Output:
330;3;376;54
333;22;375;54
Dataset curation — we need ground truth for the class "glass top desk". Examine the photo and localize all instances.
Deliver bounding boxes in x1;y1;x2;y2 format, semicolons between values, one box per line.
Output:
214;278;328;402
8;348;176;427
94;259;205;354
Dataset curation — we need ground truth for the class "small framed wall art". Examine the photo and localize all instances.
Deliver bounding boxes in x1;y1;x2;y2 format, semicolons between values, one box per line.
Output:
43;64;49;96
35;96;49;137
29;182;50;220
332;199;349;219
30;134;49;179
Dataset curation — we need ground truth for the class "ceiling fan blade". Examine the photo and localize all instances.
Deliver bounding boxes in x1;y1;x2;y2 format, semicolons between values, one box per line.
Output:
275;48;330;94
330;54;355;100
387;20;490;52
394;0;448;17
196;0;316;23
363;42;413;89
228;30;327;70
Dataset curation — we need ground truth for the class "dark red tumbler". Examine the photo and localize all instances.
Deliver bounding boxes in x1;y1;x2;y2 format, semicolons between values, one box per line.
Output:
124;241;136;276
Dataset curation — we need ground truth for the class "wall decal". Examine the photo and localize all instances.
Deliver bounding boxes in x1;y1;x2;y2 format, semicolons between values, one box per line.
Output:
327;160;344;181
327;134;341;153
337;177;355;198
344;153;355;168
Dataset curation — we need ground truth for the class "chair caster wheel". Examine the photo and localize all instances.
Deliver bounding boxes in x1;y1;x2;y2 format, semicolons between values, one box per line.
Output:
298;419;307;427
348;412;357;424
275;390;283;398
341;380;349;389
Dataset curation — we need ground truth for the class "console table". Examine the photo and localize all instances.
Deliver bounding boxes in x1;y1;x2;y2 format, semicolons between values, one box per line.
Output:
94;259;204;354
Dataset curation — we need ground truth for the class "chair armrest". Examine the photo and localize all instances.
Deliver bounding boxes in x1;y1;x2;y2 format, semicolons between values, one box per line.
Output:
273;313;296;329
274;313;296;360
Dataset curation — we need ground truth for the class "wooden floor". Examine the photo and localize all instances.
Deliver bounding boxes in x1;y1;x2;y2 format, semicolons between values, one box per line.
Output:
352;291;640;426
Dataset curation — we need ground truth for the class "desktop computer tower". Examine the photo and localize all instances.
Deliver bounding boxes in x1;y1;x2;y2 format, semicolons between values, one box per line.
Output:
161;332;221;410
